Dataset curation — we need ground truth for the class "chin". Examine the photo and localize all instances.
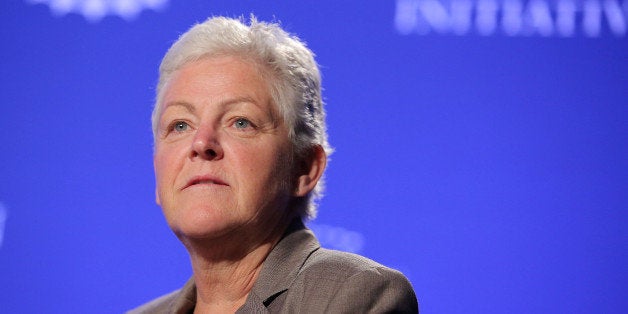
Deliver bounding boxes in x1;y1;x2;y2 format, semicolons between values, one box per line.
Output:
167;205;238;240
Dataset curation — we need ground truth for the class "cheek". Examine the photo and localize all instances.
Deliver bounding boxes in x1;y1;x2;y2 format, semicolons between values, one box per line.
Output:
154;145;182;187
153;152;168;182
234;143;292;191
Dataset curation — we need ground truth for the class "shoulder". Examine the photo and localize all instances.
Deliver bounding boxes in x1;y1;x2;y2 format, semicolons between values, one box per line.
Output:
126;289;180;314
126;278;196;314
302;248;400;280
288;248;419;313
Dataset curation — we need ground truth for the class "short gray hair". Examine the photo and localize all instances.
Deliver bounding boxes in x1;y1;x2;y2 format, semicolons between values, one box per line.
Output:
152;16;331;219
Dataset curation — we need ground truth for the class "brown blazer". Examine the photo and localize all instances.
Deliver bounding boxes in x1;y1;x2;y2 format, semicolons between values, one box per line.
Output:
128;220;419;313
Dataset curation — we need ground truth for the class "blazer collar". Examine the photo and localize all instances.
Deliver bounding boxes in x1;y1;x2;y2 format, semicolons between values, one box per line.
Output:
247;218;320;304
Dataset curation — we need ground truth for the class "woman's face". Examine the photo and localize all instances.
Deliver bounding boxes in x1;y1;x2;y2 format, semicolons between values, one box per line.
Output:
153;55;295;242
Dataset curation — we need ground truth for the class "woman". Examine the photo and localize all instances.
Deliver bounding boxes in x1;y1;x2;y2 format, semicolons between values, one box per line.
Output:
129;16;418;313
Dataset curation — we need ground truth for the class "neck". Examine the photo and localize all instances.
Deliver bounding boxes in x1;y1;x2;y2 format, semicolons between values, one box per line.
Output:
190;241;273;313
183;216;296;313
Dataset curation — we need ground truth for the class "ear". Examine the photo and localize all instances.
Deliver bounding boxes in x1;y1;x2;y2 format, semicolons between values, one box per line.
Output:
294;145;327;197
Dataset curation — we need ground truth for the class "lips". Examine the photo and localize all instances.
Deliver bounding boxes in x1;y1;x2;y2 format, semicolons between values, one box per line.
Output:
182;175;228;190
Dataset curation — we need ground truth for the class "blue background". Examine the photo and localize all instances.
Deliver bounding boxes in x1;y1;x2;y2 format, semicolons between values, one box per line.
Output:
1;1;627;313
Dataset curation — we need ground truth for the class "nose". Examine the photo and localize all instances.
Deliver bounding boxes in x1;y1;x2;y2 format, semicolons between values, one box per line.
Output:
191;126;223;161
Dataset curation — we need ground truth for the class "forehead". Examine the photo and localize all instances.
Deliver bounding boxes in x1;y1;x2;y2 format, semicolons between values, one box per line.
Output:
164;55;271;101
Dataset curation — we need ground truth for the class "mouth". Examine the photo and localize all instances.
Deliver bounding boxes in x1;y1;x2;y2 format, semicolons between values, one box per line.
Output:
182;175;229;190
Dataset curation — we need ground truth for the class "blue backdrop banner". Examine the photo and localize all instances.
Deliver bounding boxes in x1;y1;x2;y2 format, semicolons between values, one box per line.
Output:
1;1;627;313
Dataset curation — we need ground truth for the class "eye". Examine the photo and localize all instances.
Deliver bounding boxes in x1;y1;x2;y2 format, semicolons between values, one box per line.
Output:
171;121;189;132
233;118;252;130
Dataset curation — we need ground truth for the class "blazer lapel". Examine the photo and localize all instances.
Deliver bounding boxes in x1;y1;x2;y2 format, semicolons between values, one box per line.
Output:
244;218;321;309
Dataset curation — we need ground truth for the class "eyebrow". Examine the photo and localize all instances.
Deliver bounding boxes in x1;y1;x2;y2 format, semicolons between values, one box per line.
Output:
221;96;260;109
162;97;277;122
163;101;196;114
